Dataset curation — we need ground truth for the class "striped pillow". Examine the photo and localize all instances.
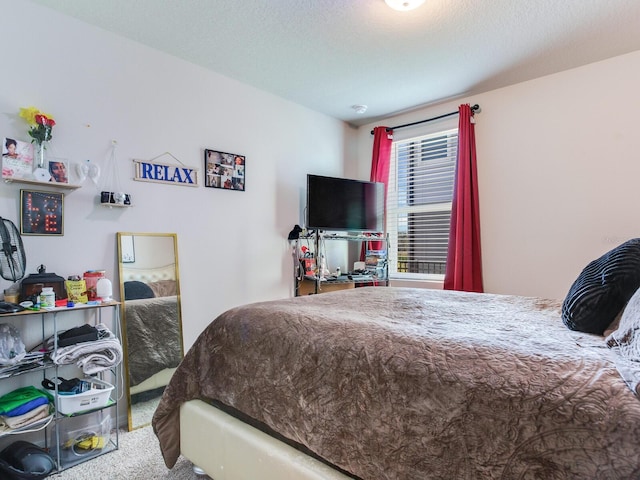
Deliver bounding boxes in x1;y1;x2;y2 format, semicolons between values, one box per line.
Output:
562;238;640;335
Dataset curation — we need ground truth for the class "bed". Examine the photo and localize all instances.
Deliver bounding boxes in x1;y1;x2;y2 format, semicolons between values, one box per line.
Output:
153;282;640;479
121;264;182;395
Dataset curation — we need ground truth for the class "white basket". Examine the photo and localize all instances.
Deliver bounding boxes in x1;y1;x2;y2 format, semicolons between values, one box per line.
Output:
55;378;114;415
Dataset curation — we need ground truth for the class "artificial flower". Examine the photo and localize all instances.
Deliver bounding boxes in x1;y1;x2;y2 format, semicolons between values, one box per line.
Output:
18;106;55;145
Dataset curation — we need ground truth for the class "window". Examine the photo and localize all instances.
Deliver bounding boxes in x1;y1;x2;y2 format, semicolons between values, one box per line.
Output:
387;128;458;279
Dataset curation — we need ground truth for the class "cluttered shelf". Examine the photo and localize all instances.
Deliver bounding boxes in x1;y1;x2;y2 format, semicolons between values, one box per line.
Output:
0;300;119;317
0;300;121;475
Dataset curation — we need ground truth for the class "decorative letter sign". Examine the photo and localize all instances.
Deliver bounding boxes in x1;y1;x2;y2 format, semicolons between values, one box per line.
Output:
133;159;199;187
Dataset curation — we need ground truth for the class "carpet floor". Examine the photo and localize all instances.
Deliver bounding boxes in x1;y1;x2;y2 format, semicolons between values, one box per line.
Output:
48;424;208;479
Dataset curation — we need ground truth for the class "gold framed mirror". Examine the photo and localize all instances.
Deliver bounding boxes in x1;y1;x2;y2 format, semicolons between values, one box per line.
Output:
116;232;184;431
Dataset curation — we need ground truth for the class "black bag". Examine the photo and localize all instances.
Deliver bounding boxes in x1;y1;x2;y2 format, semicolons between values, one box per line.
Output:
0;441;56;480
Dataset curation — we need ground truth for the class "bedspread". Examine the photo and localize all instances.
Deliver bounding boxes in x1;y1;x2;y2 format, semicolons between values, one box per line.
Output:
124;295;181;387
153;287;640;479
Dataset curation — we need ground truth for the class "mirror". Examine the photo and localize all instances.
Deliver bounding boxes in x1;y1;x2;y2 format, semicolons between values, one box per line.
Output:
117;232;184;431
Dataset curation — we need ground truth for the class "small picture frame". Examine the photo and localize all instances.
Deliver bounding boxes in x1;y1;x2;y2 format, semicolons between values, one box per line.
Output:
47;158;69;184
120;235;135;263
204;149;245;191
2;138;34;180
20;189;64;236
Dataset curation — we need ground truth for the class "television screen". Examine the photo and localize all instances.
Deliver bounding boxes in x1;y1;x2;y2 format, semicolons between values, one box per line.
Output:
306;174;384;232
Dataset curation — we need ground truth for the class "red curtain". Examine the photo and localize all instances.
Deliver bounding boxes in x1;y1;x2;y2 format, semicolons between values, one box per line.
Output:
370;127;393;189
362;127;392;267
443;104;484;292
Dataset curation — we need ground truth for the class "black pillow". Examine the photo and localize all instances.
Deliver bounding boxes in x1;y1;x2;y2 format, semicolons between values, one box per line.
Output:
123;281;155;301
562;238;640;334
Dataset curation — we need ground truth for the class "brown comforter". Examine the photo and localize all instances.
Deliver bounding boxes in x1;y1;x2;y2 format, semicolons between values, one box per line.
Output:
124;295;182;387
153;287;640;479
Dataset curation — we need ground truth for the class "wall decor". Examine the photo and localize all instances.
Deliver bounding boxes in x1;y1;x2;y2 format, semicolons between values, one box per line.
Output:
133;151;198;187
20;189;64;236
48;158;69;184
100;140;131;207
204;149;245;191
2;138;34;180
120;235;135;263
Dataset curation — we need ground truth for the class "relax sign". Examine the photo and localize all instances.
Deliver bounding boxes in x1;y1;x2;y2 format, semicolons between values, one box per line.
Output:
133;159;199;187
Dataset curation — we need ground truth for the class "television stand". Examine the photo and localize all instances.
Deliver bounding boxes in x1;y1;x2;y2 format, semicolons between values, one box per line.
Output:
291;231;388;296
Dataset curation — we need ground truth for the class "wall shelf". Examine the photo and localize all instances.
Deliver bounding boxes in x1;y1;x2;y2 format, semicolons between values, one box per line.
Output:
3;177;81;190
100;203;132;208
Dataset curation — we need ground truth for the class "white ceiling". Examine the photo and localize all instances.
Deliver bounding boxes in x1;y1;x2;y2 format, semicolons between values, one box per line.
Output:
31;0;640;126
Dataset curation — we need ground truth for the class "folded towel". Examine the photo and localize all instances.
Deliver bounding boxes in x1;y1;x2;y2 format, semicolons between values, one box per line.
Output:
0;403;50;431
0;386;51;415
3;396;49;417
50;324;123;374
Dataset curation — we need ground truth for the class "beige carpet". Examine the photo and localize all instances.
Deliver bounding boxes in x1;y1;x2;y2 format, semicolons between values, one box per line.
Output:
49;425;209;480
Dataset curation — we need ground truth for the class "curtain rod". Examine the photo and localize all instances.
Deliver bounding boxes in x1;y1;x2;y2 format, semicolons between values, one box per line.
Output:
370;104;480;135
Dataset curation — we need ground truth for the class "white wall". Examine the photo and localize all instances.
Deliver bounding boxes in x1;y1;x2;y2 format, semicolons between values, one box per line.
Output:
356;50;640;301
0;0;353;348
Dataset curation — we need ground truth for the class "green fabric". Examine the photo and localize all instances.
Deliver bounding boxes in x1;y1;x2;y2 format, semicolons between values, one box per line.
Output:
0;386;53;414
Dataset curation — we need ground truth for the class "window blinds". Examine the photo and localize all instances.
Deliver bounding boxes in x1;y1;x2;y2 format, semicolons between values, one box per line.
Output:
387;128;458;278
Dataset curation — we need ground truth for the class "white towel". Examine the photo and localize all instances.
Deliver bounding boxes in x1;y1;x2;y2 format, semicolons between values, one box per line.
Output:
50;324;123;374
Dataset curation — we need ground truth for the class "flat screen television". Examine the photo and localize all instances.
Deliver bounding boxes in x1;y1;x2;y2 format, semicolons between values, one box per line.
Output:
306;174;384;232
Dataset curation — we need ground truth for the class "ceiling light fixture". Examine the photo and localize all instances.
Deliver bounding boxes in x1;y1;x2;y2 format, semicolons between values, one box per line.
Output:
384;0;426;11
352;105;368;114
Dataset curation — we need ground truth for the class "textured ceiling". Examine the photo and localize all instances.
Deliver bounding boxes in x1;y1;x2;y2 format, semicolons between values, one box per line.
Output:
31;0;640;126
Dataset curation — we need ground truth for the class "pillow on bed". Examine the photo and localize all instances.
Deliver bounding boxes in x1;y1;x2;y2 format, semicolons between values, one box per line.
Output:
147;280;176;297
124;281;156;301
561;238;640;335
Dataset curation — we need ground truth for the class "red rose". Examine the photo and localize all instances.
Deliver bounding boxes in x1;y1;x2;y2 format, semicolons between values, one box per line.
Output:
34;114;55;127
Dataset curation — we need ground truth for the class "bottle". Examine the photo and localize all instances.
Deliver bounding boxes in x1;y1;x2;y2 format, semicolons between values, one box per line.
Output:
83;270;106;301
320;255;329;278
39;287;55;308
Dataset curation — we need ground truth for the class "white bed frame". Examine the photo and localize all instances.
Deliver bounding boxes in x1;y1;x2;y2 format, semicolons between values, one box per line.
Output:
180;400;352;480
130;367;175;395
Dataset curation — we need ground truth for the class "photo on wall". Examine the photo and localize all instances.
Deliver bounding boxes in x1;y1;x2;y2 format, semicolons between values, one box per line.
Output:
204;149;245;191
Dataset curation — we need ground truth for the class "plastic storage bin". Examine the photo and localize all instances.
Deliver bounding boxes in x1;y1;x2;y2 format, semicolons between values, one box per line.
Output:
55;378;114;415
